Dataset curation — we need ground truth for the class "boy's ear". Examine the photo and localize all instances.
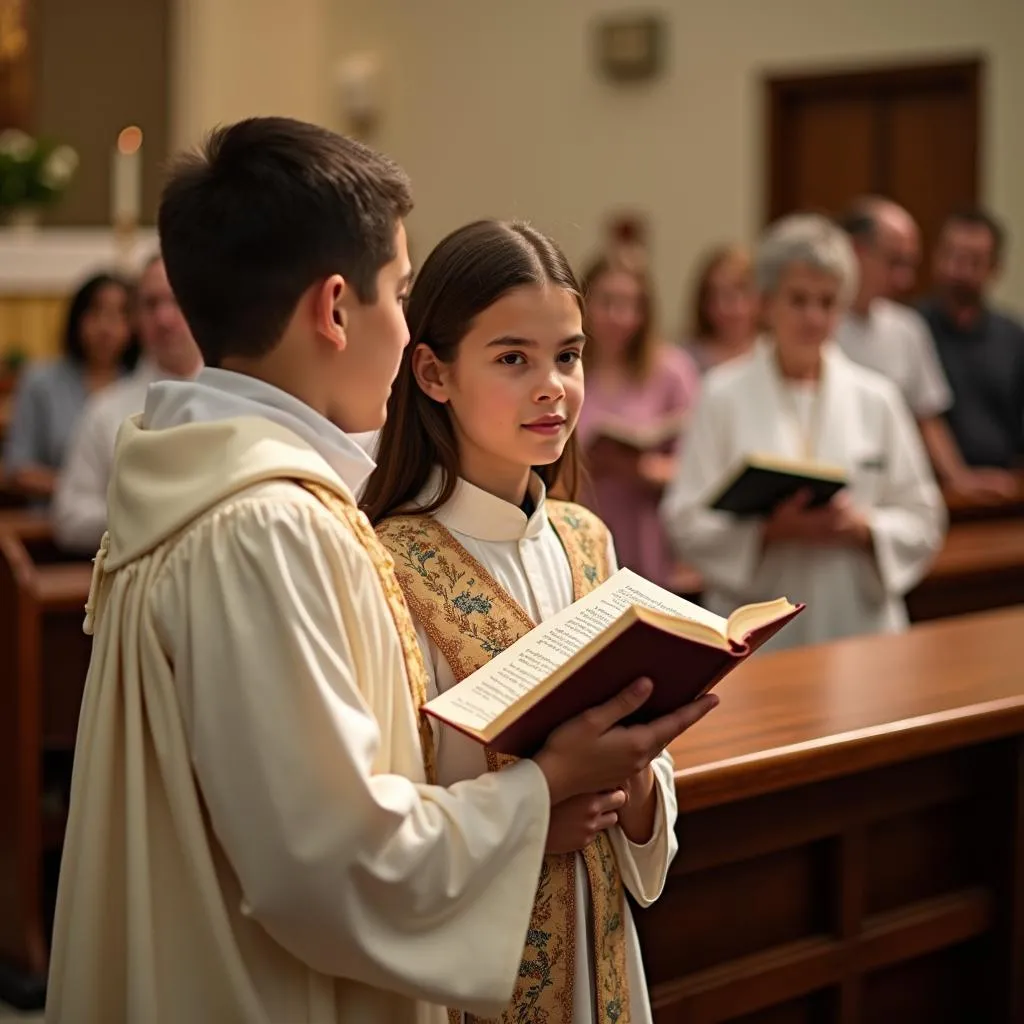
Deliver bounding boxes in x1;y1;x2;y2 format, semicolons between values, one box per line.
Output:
314;274;348;351
411;343;450;403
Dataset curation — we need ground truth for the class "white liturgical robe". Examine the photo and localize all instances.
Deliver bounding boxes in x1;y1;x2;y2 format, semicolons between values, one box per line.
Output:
46;370;556;1024
410;472;679;1024
661;341;946;650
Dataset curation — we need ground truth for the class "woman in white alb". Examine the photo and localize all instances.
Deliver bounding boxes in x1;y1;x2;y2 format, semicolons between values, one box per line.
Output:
661;213;946;650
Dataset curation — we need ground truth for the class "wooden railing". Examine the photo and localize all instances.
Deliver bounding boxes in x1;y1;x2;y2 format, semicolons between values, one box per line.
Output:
641;609;1024;1022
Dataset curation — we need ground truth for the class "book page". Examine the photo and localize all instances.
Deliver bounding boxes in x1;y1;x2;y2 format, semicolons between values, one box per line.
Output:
725;597;798;643
424;568;727;733
608;574;727;632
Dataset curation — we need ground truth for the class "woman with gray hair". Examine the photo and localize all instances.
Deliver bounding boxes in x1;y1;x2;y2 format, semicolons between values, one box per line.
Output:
660;213;946;650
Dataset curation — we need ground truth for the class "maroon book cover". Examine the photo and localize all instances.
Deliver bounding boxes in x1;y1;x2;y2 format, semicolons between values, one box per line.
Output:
484;604;804;758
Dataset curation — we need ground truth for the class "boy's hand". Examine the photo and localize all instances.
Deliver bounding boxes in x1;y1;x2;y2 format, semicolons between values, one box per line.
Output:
545;789;627;854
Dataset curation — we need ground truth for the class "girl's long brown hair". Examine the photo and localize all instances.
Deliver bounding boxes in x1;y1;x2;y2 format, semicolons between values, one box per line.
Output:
363;219;584;524
580;256;658;381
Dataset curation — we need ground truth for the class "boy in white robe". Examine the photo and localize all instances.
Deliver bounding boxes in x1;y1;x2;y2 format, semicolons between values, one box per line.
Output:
662;214;946;651
46;119;708;1024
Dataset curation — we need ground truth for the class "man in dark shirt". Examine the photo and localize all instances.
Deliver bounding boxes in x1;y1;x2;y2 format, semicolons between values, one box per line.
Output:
918;209;1024;487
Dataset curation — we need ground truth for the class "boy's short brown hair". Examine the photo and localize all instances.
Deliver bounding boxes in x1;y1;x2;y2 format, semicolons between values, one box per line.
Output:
158;117;413;366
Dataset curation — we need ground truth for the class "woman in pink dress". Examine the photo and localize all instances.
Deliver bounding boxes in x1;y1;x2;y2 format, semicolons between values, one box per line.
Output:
577;256;700;590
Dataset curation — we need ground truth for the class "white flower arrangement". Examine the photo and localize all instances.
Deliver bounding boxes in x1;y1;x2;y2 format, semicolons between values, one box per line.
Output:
0;129;79;214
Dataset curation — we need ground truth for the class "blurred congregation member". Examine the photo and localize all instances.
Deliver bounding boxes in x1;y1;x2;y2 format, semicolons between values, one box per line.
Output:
684;245;759;374
918;209;1024;483
2;272;136;502
835;201;1003;499
662;214;945;651
576;256;699;589
54;255;202;553
847;194;922;301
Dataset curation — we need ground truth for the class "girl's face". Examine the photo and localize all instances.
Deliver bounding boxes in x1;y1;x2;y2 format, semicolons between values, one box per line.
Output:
80;282;132;368
704;260;757;340
585;269;644;357
415;283;585;503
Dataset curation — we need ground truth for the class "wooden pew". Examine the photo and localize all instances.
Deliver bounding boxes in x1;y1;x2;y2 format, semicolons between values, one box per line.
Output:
639;609;1024;1023
0;519;92;1009
0;508;48;535
0;374;12;449
669;505;1024;624
0;463;30;511
907;518;1024;622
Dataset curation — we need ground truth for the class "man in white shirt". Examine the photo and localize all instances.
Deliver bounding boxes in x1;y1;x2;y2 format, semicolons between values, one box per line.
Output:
836;198;1008;499
53;255;202;552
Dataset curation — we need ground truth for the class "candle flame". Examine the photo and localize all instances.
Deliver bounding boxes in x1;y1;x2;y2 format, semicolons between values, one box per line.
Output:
117;126;143;155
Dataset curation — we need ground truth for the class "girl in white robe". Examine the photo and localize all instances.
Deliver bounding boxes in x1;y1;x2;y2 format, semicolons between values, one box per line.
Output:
365;220;717;1024
661;214;946;651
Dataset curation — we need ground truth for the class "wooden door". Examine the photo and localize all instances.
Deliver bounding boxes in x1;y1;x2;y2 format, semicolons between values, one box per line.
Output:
765;60;982;297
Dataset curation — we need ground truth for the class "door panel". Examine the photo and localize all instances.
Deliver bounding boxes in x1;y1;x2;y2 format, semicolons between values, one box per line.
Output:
766;60;981;298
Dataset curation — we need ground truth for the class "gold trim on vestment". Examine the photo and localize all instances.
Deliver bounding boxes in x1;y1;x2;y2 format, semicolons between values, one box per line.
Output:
377;500;631;1024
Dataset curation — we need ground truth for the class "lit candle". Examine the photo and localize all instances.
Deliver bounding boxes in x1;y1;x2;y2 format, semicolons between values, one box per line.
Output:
111;126;143;227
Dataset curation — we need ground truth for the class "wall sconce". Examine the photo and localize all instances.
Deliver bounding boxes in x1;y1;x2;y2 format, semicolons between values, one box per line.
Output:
594;14;666;84
334;52;382;139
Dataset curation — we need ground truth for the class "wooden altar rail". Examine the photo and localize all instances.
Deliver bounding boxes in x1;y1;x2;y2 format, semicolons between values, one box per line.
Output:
641;609;1024;1023
0;514;92;1009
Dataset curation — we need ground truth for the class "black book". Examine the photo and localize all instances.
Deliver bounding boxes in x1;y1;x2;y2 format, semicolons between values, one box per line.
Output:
709;454;847;517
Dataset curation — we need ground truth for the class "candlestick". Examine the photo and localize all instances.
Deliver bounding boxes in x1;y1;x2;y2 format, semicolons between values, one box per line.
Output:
111;125;143;229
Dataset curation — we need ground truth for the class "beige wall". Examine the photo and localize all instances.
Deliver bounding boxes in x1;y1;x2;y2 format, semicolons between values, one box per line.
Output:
170;0;331;152
171;0;1024;322
36;0;169;225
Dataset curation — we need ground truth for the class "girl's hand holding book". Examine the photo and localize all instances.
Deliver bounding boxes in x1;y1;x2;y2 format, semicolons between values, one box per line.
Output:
533;677;719;805
545;789;628;854
618;766;658;844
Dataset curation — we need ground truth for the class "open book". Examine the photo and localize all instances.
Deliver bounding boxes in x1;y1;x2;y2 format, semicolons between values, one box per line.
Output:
589;412;688;453
709;453;848;517
422;568;803;757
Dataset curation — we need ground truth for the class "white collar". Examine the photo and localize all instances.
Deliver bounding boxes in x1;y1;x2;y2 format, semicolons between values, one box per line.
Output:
143;366;376;495
418;468;550;542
